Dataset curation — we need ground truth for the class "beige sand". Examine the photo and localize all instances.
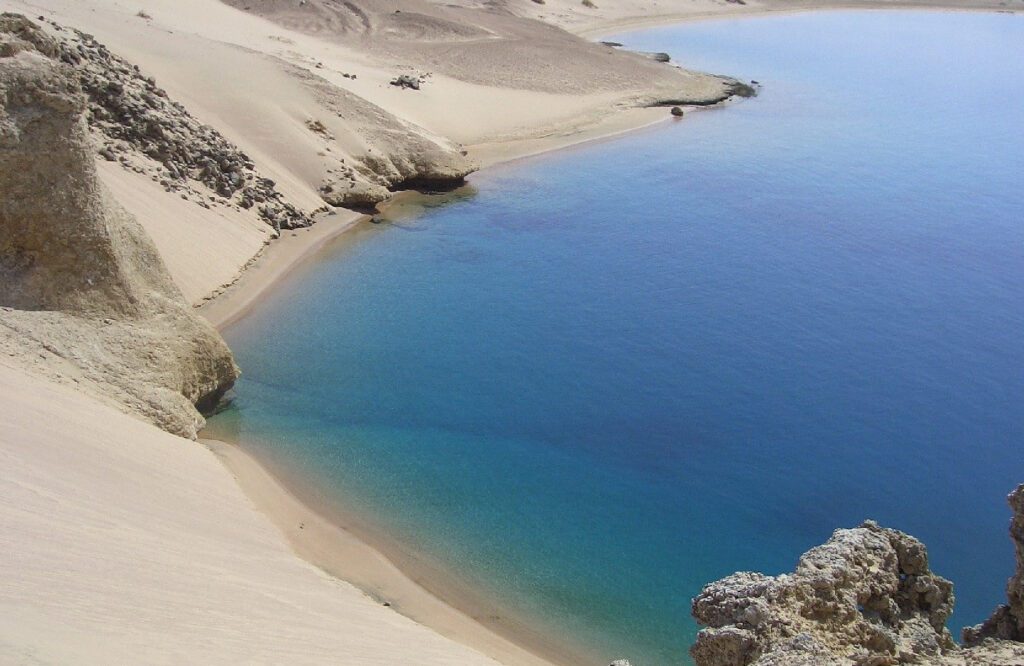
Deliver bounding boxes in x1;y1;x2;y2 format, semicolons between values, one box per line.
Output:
0;360;504;665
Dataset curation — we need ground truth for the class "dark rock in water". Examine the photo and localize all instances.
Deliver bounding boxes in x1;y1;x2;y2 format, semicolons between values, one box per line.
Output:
390;74;421;90
670;106;684;117
651;52;671;63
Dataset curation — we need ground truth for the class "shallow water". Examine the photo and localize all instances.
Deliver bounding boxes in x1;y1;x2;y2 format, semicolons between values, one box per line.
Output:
208;12;1024;665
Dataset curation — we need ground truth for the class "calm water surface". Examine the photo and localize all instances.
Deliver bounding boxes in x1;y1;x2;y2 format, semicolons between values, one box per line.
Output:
208;12;1024;664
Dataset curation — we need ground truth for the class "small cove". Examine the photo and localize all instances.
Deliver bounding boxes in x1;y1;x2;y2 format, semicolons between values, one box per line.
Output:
206;11;1024;665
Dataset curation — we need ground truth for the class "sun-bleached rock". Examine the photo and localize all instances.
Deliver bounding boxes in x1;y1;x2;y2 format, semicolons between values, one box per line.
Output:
690;521;958;666
0;14;238;438
692;488;1024;666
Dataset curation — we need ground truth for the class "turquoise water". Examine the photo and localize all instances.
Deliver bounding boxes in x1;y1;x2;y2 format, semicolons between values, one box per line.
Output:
208;12;1024;665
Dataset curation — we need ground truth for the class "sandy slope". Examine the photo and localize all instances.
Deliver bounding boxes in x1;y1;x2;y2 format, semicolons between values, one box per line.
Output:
0;360;501;665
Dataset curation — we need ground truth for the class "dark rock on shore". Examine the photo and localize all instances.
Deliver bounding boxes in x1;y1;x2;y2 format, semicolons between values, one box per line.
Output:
390;74;421;90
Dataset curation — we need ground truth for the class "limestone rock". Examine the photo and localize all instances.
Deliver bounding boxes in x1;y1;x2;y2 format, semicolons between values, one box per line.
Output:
690;521;958;666
319;179;390;209
0;15;238;438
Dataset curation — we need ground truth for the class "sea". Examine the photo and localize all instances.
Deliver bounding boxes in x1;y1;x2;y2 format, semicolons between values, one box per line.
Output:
206;11;1024;664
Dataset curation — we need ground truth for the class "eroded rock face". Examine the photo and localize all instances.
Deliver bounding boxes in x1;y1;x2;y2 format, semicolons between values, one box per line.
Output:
7;12;312;230
964;485;1024;645
0;15;238;438
690;521;958;666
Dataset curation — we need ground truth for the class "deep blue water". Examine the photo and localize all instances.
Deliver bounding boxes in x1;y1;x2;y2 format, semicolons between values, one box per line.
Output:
207;12;1024;665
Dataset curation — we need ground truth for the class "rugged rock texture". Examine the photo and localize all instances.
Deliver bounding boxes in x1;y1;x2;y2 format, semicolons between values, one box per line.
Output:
0;15;238;438
964;485;1024;645
691;497;1024;666
691;521;959;666
7;13;312;230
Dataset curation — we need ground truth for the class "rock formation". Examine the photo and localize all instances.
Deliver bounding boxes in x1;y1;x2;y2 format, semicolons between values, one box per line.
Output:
13;13;311;230
0;14;238;438
691;492;1024;666
964;485;1024;646
690;521;958;666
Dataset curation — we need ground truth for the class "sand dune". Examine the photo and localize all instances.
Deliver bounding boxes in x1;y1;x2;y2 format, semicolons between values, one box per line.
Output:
0;361;502;665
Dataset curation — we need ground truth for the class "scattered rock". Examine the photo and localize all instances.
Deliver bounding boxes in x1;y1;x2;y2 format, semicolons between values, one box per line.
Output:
389;74;421;90
671;106;684;117
600;41;623;47
305;118;332;138
6;14;312;230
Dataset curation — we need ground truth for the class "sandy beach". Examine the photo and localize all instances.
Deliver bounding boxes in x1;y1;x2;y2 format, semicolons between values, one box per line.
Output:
1;0;1021;664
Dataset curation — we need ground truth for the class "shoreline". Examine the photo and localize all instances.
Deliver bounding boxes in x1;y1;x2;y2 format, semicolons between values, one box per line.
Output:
195;5;1020;665
204;438;596;666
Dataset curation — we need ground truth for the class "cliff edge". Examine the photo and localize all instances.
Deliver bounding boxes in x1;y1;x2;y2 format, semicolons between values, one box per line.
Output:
0;14;238;438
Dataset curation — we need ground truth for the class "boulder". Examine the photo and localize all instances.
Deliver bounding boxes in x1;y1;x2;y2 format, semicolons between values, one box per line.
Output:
319;179;390;209
390;74;421;90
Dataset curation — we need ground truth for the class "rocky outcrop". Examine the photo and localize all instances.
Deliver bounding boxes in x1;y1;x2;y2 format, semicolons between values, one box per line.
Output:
0;15;238;438
7;13;311;230
964;485;1024;646
290;62;474;209
691;492;1024;666
691;521;958;666
319;179;390;209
